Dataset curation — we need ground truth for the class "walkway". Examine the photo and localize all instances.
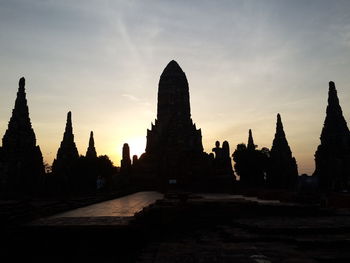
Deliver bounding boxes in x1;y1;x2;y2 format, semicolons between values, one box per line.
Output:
30;191;163;226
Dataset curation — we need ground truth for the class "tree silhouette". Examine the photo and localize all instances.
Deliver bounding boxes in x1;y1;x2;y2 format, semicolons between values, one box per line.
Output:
233;130;268;188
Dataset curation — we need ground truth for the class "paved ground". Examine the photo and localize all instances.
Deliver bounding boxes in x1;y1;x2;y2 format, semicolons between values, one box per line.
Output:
134;195;350;263
29;191;163;226
50;191;163;217
4;192;350;262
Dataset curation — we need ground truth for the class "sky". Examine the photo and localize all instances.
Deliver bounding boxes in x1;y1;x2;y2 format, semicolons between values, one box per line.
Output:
0;0;350;174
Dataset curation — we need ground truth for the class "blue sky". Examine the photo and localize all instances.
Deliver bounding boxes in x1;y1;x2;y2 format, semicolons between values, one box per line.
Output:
1;0;350;174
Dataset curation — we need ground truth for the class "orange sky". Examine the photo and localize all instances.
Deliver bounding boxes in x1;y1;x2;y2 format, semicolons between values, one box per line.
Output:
1;1;350;174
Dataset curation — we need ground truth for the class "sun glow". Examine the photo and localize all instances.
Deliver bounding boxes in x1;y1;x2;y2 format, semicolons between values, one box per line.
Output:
124;136;147;160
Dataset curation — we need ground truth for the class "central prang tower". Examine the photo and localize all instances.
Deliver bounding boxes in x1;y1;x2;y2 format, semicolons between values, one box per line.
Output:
138;60;207;190
146;60;203;155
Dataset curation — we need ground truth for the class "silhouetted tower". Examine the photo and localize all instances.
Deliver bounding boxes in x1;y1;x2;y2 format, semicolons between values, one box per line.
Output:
1;77;44;194
314;81;350;192
121;143;131;174
86;131;97;158
141;60;205;189
222;141;234;174
146;60;203;154
267;114;298;189
247;129;255;151
52;112;79;181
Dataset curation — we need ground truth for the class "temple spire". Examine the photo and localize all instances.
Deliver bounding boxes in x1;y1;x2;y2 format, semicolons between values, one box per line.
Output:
86;131;97;158
52;111;79;176
1;77;44;194
157;60;191;123
63;111;74;143
276;113;286;138
14;77;28;115
267;113;298;189
314;81;350;192
271;114;290;152
320;81;349;144
247;129;255;151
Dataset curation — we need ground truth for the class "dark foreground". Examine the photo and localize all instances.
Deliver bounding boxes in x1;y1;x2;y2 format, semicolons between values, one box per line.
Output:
3;193;350;263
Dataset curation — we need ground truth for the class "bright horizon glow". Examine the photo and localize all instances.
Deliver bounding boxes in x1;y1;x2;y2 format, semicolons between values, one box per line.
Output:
126;136;146;160
1;1;350;174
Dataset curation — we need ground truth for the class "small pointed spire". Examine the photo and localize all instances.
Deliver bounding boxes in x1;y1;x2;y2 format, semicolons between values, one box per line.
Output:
65;111;72;134
327;81;340;108
86;131;97;158
321;81;349;143
13;77;29;118
275;113;286;139
52;111;79;175
268;113;298;189
247;129;255;150
62;111;76;146
272;114;293;156
89;131;94;147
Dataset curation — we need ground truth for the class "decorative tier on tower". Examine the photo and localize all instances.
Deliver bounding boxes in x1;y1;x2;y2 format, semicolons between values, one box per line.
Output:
138;60;208;190
267;113;298;189
1;77;44;194
314;81;350;192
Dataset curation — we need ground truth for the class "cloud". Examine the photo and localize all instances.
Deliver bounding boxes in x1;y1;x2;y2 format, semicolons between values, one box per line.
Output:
122;94;151;107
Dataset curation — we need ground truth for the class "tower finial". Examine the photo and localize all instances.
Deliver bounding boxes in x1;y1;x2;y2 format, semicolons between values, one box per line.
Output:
328;81;340;107
64;111;73;138
276;113;285;138
19;77;25;91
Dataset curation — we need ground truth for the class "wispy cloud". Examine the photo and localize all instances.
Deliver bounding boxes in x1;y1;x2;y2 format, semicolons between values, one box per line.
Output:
122;94;151;107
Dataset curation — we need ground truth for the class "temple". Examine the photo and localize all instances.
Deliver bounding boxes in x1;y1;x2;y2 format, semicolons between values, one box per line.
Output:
136;60;210;190
314;81;350;192
267;114;298;189
1;77;44;195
